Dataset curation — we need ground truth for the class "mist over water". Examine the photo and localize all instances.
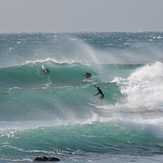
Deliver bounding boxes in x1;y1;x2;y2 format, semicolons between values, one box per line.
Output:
1;32;163;68
1;32;163;162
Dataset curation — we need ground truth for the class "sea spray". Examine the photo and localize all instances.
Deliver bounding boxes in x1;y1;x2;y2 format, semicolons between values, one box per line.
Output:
1;32;163;163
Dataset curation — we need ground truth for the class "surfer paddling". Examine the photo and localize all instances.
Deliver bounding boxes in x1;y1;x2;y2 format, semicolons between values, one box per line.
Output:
93;85;104;104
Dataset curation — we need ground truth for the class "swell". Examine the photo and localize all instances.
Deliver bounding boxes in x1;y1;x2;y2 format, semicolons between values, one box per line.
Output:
1;62;163;122
0;81;122;121
0;61;142;121
0;60;140;89
0;60;96;89
1;123;163;160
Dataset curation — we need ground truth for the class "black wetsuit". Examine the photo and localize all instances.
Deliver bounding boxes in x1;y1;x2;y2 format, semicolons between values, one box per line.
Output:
83;72;92;79
95;87;104;100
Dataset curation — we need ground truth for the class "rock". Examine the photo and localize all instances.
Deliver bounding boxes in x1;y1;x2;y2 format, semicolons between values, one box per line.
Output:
34;156;60;161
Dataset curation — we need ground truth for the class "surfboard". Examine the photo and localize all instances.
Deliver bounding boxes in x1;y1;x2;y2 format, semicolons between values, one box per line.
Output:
88;103;109;110
82;79;93;83
88;103;102;108
88;103;96;107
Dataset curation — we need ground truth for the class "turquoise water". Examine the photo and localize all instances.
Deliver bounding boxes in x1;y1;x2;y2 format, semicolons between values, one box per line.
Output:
1;32;163;162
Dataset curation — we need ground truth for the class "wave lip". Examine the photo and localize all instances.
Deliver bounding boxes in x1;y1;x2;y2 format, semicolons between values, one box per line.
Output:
0;59;95;90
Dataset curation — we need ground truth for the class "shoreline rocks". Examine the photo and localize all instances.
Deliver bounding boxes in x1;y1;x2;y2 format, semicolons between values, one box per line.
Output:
34;156;60;161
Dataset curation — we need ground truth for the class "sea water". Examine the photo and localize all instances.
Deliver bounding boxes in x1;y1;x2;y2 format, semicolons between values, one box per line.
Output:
1;32;163;162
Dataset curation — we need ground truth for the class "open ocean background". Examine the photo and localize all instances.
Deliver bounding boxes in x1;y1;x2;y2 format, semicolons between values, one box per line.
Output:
1;32;163;162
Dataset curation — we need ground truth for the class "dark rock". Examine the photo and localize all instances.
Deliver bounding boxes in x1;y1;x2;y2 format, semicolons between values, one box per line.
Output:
34;156;60;161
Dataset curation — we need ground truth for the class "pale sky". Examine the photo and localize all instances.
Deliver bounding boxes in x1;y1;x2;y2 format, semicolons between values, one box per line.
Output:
0;0;163;33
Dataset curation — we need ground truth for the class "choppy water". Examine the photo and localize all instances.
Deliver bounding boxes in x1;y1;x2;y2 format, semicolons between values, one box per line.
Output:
1;32;163;162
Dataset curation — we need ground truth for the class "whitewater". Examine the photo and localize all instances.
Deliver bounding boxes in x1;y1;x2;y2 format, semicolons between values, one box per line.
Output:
1;32;163;163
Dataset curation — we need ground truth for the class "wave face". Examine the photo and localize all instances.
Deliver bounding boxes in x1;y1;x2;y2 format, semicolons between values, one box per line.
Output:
1;32;163;162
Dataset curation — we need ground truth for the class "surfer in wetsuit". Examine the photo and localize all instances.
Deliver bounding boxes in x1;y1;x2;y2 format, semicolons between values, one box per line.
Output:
44;67;50;75
42;67;50;76
94;85;104;104
42;65;50;76
83;72;92;79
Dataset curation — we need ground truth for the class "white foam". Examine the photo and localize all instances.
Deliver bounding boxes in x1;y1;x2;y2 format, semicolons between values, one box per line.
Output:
115;62;163;111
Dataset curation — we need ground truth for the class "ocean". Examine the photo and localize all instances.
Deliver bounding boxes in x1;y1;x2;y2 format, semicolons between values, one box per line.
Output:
0;32;163;163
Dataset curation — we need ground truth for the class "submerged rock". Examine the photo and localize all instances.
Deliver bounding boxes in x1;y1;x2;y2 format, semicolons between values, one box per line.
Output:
34;156;60;161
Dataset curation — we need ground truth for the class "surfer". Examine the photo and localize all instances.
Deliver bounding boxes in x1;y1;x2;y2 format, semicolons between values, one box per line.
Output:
83;72;92;79
44;68;50;75
94;85;104;104
42;67;50;76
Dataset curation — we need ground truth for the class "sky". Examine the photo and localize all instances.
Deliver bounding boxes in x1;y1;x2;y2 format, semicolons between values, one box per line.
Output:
0;0;163;33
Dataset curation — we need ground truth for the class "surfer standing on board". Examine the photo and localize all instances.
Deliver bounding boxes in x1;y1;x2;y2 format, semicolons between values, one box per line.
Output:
94;85;104;104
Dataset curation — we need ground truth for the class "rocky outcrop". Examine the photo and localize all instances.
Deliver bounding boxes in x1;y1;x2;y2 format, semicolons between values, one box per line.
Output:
34;156;60;161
